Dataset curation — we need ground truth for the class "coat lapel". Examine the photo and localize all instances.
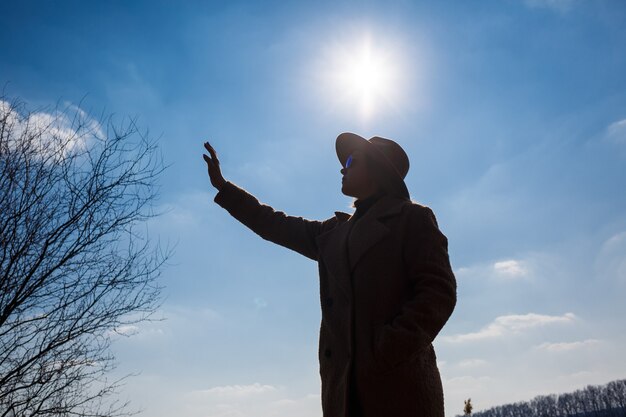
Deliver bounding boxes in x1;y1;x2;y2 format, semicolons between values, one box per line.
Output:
347;196;406;272
316;199;406;295
316;212;354;299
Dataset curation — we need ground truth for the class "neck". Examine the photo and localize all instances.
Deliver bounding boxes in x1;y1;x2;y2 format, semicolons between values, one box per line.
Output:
353;190;386;217
355;191;383;206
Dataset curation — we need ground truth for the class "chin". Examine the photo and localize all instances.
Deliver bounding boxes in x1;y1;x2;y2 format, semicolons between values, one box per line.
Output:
341;187;356;198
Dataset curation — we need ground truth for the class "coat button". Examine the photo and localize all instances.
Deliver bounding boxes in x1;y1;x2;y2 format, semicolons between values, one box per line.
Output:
325;297;334;307
324;348;332;358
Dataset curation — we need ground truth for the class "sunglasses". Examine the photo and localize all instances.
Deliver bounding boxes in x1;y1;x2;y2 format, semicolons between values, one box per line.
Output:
345;154;354;169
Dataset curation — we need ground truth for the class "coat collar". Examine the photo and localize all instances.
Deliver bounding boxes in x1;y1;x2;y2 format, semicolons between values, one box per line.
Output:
355;194;407;222
316;196;408;297
332;195;407;224
346;195;407;271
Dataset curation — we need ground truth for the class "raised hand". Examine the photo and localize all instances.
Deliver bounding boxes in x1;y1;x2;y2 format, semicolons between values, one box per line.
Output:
202;141;226;190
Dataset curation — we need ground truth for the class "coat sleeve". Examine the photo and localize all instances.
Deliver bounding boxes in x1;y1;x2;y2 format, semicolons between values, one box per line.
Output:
376;204;457;366
214;181;336;261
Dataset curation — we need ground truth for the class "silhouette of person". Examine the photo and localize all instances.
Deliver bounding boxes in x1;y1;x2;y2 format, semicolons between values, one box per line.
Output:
202;133;456;417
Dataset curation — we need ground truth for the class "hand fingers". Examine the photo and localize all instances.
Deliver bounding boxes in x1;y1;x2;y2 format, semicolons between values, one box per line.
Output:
204;141;217;155
203;153;217;168
204;142;220;165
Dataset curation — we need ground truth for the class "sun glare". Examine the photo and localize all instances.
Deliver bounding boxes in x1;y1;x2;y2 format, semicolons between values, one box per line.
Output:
320;35;404;119
348;44;389;97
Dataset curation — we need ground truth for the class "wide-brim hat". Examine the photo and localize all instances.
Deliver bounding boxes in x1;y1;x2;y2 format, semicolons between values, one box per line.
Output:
335;132;410;199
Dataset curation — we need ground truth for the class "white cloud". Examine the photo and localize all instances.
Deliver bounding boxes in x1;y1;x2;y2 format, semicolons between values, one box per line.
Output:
606;119;626;145
457;257;534;283
106;320;166;342
0;100;102;160
535;339;601;352
191;383;278;398
493;259;528;279
271;398;297;406
458;359;488;368
443;312;576;343
112;325;139;336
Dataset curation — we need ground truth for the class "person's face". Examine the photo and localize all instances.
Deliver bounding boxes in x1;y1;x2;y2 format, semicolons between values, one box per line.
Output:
340;149;379;199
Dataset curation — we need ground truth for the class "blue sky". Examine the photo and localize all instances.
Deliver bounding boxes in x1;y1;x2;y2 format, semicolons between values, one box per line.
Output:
2;0;626;415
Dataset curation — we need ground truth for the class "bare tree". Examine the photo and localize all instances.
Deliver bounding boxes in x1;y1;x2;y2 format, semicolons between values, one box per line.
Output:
0;96;167;416
464;398;473;416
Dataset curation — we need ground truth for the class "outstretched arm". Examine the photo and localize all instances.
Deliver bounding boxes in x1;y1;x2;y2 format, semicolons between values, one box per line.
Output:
202;142;337;260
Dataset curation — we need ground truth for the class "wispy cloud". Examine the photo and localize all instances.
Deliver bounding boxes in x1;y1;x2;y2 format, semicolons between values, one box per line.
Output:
535;339;601;352
458;358;488;368
606;119;626;145
596;231;626;285
443;312;576;343
191;383;278;398
182;385;321;417
111;305;221;343
152;191;213;229
444;375;492;391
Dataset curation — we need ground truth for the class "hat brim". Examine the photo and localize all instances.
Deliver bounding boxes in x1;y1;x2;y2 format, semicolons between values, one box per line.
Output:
336;132;370;167
335;132;410;199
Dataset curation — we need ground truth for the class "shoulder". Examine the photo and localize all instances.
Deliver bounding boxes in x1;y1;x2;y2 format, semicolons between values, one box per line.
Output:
400;201;441;230
314;211;351;236
401;200;436;218
333;211;352;222
321;211;351;227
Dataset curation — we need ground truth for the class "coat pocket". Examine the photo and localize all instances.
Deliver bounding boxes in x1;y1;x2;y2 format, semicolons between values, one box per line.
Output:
372;320;423;374
372;321;404;373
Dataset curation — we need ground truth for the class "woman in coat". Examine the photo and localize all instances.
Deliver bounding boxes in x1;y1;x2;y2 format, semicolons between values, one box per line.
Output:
202;133;457;417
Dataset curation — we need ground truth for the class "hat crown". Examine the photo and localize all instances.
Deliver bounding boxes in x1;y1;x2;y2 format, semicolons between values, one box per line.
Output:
368;136;410;179
335;132;411;198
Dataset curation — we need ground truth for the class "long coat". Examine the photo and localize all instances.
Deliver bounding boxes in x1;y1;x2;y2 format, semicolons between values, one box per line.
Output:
215;182;457;417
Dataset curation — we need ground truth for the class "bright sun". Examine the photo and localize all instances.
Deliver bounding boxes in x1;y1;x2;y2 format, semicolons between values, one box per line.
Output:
322;35;402;119
347;43;390;99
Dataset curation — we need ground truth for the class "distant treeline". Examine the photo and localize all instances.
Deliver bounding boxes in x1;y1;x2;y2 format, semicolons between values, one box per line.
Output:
458;379;626;417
